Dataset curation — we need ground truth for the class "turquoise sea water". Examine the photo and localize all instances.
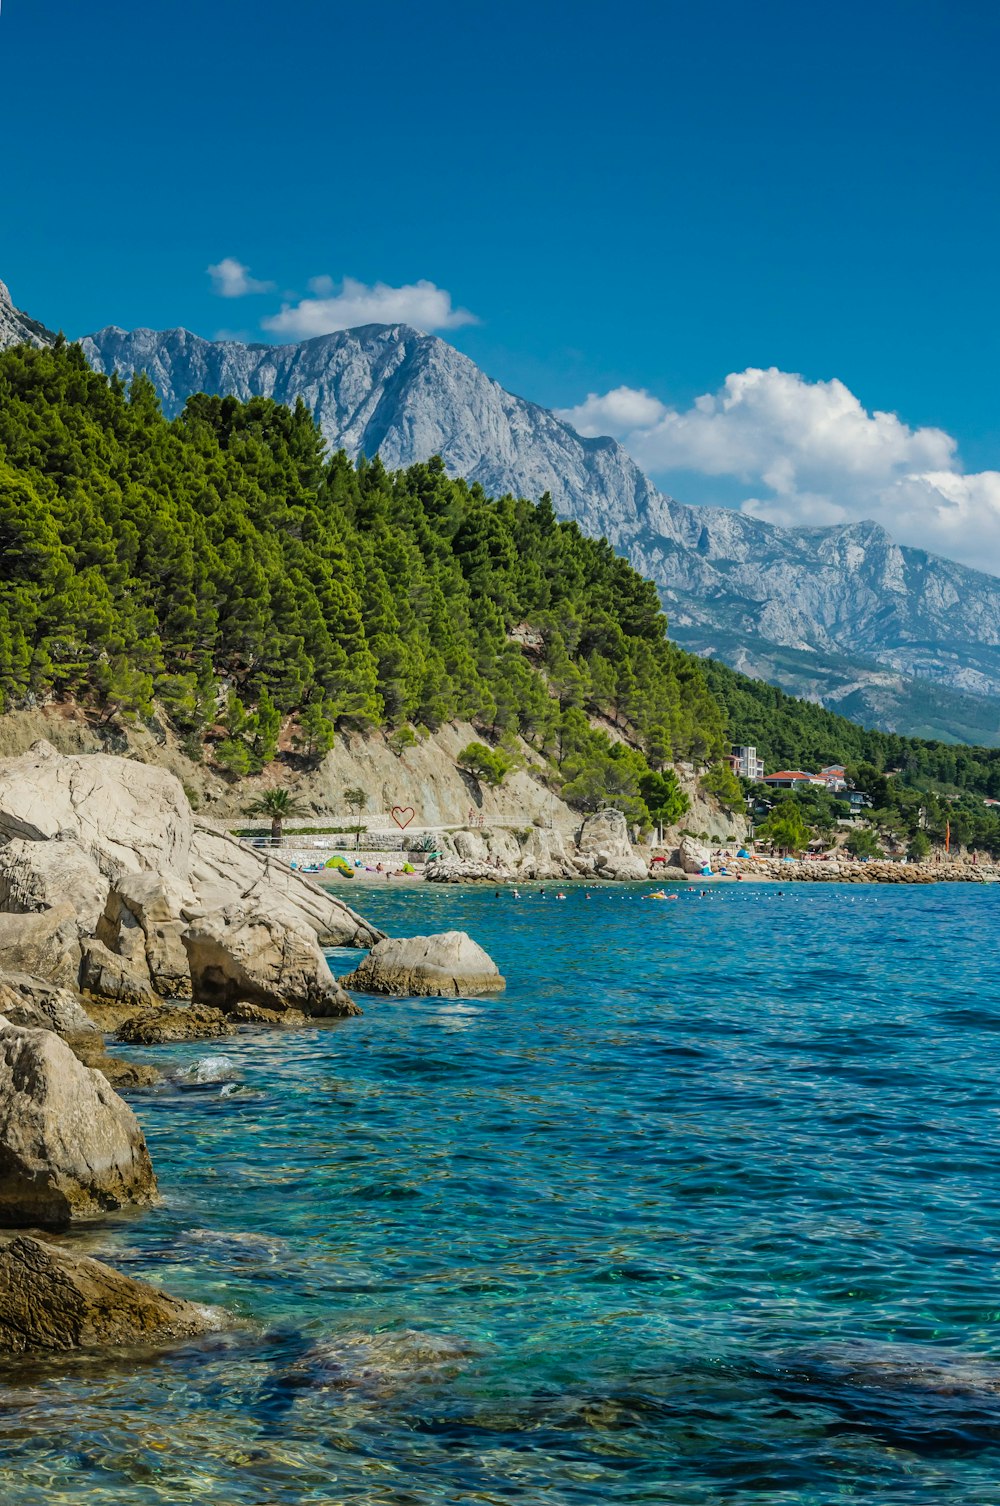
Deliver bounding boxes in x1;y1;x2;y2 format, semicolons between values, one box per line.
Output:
4;881;1000;1503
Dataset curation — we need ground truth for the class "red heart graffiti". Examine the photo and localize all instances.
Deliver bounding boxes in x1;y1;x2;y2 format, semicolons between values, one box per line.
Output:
391;806;415;830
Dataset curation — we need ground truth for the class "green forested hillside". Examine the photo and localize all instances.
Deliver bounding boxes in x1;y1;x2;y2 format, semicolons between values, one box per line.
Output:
5;339;1000;838
0;340;722;822
704;658;1000;796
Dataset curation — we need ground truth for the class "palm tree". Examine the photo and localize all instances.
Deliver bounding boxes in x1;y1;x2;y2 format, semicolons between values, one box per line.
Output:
343;787;368;849
245;788;309;846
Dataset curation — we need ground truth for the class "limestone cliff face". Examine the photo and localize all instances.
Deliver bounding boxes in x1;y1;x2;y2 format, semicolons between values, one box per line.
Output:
0;279;55;353
80;318;1000;739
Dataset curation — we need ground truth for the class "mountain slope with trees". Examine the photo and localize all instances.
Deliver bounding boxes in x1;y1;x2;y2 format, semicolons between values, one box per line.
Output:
81;312;1000;743
6;340;1000;846
0;341;720;828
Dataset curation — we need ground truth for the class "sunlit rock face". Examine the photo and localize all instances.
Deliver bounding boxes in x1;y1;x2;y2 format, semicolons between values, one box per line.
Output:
0;279;55;352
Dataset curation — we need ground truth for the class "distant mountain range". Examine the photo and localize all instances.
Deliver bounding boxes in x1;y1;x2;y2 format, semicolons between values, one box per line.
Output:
3;278;998;744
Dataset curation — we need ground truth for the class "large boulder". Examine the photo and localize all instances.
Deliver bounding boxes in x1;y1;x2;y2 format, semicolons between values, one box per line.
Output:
188;823;382;947
0;1236;214;1353
0;1018;157;1226
517;827;576;881
182;904;360;1018
79;938;157;1010
0;741;192;877
678;835;712;875
576;810;649;881
0;972;96;1037
341;931;505;997
0;904;83;989
0;837;110;932
97;873;196;999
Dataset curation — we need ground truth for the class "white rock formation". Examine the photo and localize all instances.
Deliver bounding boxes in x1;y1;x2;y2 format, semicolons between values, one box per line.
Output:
0;741;192;876
576;810;649;881
188;823;380;947
0;742;382;1015
0;974;96;1037
0;1018;157;1226
182;904;359;1017
341;931;505;997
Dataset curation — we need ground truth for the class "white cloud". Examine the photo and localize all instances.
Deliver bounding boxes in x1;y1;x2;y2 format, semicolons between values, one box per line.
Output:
560;385;667;436
558;367;1000;574
261;276;477;339
207;258;275;298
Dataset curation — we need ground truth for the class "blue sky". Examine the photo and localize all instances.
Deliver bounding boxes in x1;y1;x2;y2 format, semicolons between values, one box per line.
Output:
3;0;1000;565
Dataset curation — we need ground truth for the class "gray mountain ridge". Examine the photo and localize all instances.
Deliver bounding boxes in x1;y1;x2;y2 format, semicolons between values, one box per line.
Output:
0;279;56;353
78;319;1000;744
3;275;997;743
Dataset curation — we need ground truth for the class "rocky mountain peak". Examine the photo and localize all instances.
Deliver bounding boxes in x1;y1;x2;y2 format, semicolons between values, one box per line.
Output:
0;279;56;353
60;310;1000;744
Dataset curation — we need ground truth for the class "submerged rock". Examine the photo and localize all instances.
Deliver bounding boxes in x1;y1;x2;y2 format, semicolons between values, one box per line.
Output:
116;1004;237;1045
780;1341;1000;1399
0;1018;157;1227
0;1235;214;1352
341;930;504;997
277;1327;478;1396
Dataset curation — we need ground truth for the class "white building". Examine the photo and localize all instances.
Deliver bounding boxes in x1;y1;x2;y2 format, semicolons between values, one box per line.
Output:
731;744;765;781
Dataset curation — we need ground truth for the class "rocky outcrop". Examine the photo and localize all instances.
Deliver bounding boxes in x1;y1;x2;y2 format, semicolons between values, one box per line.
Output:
517;826;579;881
182;904;359;1017
98;873;195;998
678;835;713;874
341;931;504;997
188;823;382;947
228;1002;307;1027
0;1019;157;1226
0;741;193;876
0;974;156;1088
0;278;55;354
116;1004;237;1045
0;973;96;1036
0;904;82;989
0;744;381;1028
67;1033;160;1089
0;1236;214;1353
0;837;110;932
425;858;511;884
79;938;158;1009
576;809;649;881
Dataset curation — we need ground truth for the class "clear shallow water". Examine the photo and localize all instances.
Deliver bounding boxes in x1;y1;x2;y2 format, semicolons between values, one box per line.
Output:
4;881;1000;1503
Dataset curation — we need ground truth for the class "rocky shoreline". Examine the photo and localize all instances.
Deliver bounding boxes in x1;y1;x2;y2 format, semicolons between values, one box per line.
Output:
0;740;512;1359
671;837;1000;885
425;825;1000;887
